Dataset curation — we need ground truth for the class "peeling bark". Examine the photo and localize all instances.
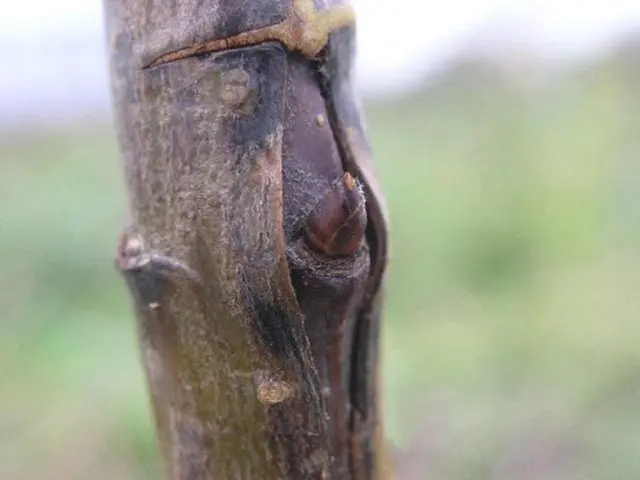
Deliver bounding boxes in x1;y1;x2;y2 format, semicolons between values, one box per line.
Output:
105;0;390;478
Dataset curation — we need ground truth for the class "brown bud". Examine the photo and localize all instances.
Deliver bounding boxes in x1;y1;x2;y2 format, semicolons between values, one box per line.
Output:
304;172;367;257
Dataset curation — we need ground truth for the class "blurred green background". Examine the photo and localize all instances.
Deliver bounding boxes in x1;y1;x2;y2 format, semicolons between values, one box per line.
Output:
2;44;640;479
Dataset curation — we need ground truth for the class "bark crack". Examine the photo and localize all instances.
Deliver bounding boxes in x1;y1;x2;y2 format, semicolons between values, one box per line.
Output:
143;0;355;69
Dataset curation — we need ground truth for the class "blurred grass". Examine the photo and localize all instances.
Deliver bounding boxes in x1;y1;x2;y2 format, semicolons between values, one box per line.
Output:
2;48;640;478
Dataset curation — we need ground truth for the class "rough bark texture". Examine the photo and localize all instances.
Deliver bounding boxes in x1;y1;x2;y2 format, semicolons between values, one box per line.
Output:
105;0;390;478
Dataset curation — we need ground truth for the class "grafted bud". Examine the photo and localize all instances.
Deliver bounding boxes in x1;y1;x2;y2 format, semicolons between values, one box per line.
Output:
303;172;367;257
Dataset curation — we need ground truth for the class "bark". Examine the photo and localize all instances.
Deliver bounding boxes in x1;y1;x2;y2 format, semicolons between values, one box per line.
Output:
105;0;390;478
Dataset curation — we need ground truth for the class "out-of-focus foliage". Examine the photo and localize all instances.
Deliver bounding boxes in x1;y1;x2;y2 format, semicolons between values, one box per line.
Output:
2;45;640;479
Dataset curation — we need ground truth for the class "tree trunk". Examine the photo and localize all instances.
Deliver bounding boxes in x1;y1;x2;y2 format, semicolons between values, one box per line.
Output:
105;0;390;478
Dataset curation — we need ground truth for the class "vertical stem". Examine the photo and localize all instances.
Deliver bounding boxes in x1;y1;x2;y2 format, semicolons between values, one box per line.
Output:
105;0;390;478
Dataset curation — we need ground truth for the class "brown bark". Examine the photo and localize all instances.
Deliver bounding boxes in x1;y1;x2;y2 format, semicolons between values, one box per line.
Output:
105;0;390;478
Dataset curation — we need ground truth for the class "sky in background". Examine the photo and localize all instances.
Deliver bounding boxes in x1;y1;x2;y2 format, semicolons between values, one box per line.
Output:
1;0;640;126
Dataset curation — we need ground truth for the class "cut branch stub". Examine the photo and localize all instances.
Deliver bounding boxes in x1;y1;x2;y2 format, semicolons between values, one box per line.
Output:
105;0;389;478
